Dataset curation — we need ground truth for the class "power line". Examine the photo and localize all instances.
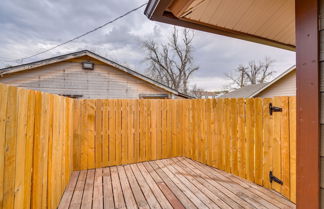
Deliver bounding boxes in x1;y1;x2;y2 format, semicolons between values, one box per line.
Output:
1;3;147;63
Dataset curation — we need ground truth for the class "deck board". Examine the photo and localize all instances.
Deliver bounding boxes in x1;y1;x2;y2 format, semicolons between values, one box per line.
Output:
60;157;296;209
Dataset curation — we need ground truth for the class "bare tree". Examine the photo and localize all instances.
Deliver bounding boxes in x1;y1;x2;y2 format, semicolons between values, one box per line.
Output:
143;27;199;94
190;84;204;98
225;57;275;89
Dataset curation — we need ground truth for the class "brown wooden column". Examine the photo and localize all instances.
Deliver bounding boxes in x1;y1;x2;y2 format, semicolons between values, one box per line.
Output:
296;0;320;208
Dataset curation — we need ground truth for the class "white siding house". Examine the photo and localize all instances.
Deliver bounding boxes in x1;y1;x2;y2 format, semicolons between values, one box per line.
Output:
0;50;189;99
251;66;296;98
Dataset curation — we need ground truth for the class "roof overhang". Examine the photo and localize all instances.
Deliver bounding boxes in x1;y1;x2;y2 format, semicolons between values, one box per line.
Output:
145;0;295;51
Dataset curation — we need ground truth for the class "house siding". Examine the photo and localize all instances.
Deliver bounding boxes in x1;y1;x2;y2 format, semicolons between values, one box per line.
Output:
0;58;172;99
256;70;296;98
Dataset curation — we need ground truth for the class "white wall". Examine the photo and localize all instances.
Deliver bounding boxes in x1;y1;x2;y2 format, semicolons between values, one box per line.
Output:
256;70;296;98
0;59;171;99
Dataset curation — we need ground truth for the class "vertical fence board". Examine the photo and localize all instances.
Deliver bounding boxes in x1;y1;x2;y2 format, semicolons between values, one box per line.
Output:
0;84;8;209
139;100;145;161
211;99;217;167
262;98;272;189
73;100;81;170
127;100;134;164
87;100;96;169
171;100;177;158
95;100;103;168
3;86;18;209
289;97;296;203
161;100;167;158
13;89;28;209
80;100;88;170
31;92;42;209
224;99;231;173
272;97;282;193
230;99;238;175
146;101;152;160
280;97;290;198
219;99;225;170
108;100;116;166
151;100;157;160
237;98;246;178
60;98;66;198
116;100;121;165
102;100;109;166
255;98;263;186
47;94;54;209
156;100;162;160
23;90;35;209
133;100;139;164
122;100;128;164
245;99;255;182
206;99;212;166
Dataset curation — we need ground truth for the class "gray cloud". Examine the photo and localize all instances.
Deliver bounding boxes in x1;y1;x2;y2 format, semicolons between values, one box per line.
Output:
0;0;295;90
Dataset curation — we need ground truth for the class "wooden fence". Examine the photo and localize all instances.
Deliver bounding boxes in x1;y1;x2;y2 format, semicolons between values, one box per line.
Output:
0;82;296;208
72;99;183;170
0;84;74;209
72;97;296;202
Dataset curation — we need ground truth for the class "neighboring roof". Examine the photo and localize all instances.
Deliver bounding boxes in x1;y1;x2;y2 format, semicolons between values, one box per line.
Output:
220;65;296;98
194;91;226;97
0;50;191;98
249;65;296;97
220;83;269;98
144;0;295;51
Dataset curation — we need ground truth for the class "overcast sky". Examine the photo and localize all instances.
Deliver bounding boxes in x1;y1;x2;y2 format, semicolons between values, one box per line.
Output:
0;0;295;91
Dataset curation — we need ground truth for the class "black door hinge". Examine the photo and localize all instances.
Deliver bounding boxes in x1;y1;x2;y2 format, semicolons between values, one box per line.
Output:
269;103;282;115
269;171;283;185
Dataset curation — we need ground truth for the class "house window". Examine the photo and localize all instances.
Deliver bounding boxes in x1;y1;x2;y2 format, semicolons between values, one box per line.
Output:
60;94;83;99
139;94;169;99
82;61;94;70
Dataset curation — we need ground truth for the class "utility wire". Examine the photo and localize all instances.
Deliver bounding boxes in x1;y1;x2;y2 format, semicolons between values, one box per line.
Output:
1;3;147;63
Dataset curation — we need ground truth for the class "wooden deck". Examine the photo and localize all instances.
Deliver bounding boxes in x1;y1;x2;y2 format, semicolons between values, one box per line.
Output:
58;157;296;209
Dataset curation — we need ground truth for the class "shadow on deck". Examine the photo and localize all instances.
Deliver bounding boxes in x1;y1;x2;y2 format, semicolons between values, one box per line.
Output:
58;157;295;209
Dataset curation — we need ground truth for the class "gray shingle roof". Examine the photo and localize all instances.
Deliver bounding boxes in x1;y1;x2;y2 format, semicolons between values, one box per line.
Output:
220;83;269;98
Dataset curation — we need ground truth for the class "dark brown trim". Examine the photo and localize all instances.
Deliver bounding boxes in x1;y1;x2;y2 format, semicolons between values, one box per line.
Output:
144;0;295;51
296;0;320;208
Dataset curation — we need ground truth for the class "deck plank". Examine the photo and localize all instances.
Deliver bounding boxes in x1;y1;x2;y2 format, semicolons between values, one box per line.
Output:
170;158;244;209
124;165;150;209
159;159;221;209
137;163;173;209
130;163;162;209
175;158;252;209
183;158;273;208
145;162;197;209
70;170;87;209
142;162;186;209
61;158;295;209
117;166;138;209
102;167;114;209
110;166;126;209
93;168;103;209
58;171;79;209
184;157;291;209
81;169;95;209
154;160;208;209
